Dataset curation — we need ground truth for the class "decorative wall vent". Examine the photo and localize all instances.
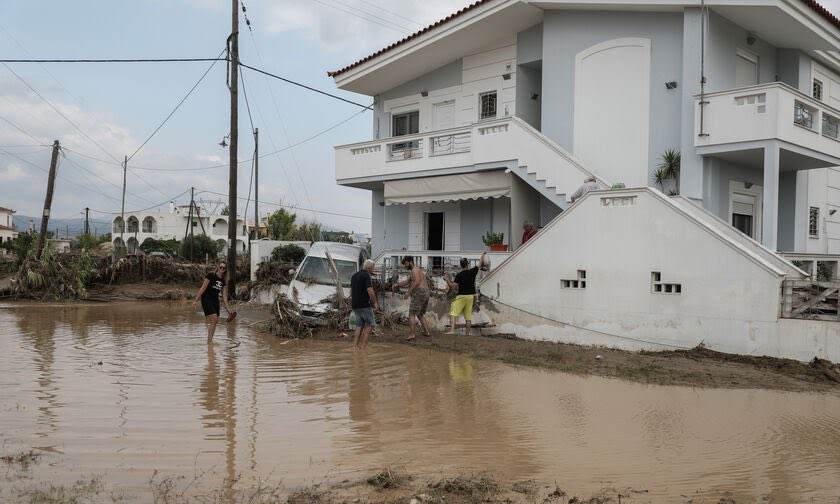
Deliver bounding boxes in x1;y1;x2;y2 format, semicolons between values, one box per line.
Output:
601;196;637;207
734;93;766;114
561;270;586;289
651;271;681;294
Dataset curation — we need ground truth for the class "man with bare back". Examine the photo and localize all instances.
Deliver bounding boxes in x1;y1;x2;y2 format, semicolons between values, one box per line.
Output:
393;256;431;340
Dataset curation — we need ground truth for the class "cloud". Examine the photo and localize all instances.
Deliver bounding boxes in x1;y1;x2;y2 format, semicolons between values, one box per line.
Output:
0;162;29;181
259;0;474;52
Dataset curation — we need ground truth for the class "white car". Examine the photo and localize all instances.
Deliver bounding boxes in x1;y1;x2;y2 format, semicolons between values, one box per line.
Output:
287;242;370;317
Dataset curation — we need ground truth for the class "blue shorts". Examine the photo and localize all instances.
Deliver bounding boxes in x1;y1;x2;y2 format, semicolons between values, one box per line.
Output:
353;307;376;328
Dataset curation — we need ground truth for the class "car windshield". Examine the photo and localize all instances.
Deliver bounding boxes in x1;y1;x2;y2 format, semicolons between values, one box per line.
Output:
296;257;356;287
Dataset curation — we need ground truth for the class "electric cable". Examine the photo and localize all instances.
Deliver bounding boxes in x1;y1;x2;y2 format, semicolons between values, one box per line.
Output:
355;0;423;27
0;113;44;145
126;47;227;162
88;188;192;215
197;189;371;221
309;0;411;34
238;62;372;110
485;296;694;350
317;0;415;33
0;58;226;63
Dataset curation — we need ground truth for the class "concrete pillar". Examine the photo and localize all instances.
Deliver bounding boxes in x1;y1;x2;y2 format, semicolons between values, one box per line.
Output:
762;143;780;250
680;8;704;201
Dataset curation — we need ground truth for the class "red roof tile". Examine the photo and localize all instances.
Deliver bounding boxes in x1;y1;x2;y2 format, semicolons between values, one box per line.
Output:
0;207;16;213
328;0;840;80
0;225;16;232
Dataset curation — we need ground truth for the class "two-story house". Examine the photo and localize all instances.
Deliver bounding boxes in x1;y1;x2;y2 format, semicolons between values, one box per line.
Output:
328;0;840;362
330;0;840;258
111;202;248;256
0;207;18;244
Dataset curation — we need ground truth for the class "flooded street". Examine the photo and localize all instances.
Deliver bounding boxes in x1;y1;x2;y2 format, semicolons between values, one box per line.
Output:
1;301;839;502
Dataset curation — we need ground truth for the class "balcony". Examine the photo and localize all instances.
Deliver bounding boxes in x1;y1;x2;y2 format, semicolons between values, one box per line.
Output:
695;83;840;160
335;116;599;198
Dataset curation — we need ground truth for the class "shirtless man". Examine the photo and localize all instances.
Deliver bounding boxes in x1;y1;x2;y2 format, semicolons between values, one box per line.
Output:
392;256;431;340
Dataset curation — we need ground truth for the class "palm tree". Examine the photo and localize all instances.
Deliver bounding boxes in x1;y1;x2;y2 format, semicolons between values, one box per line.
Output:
652;149;681;195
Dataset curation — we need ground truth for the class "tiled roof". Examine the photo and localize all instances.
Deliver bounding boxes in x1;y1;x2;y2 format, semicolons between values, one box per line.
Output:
0;225;16;231
0;207;16;213
327;0;492;78
327;0;840;79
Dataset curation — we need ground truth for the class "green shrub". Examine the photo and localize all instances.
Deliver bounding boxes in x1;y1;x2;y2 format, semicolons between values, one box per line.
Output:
180;235;221;262
140;238;180;256
271;244;306;263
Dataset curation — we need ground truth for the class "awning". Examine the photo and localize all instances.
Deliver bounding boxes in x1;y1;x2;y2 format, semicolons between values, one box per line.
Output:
384;171;510;205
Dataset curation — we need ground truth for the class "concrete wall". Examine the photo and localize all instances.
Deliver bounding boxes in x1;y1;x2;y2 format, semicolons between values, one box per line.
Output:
541;10;683;184
702;156;763;220
778;171;797;252
510;176;541;249
517;23;543;65
479;189;836;362
516;64;542;130
460;199;493;251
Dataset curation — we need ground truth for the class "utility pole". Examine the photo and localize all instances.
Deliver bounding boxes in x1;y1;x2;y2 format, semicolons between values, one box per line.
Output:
120;155;127;248
84;207;90;237
228;0;240;296
36;140;60;259
254;127;259;240
190;187;195;261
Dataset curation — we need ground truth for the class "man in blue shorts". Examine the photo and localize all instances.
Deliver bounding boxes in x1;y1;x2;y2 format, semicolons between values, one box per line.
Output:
350;259;379;348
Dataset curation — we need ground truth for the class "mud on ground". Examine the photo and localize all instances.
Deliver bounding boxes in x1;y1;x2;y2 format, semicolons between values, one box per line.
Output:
233;304;840;395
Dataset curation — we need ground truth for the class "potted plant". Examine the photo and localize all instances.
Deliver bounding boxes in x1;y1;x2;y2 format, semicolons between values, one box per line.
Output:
482;231;507;251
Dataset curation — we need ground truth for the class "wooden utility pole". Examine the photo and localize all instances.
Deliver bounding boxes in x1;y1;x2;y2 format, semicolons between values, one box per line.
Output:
36;140;60;259
228;0;240;295
120;155;127;248
254;127;259;240
84;207;90;236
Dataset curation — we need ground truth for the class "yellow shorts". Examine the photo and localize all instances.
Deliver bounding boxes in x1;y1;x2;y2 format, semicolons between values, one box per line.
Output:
449;294;475;320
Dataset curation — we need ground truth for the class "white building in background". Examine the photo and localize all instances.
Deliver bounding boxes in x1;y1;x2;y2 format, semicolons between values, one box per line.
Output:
111;202;248;256
0;207;17;244
327;0;840;361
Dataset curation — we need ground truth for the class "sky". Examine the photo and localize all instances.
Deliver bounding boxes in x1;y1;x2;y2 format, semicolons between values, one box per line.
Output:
0;0;474;234
3;0;840;235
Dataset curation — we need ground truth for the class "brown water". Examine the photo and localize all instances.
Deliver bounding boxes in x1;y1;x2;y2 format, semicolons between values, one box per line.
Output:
1;301;839;502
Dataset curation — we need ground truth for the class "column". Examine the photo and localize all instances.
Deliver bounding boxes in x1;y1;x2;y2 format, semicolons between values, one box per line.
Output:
762;143;780;251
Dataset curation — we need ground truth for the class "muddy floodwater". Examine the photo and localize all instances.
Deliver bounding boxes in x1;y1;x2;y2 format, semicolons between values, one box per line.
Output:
1;301;839;502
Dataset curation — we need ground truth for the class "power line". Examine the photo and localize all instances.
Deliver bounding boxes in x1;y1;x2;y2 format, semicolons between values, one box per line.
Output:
238;62;372;110
197;189;371;220
2;62;122;164
126;47;227;162
309;0;411;34
88;188;192;215
0;58;227;63
356;0;423;27
0;112;44;144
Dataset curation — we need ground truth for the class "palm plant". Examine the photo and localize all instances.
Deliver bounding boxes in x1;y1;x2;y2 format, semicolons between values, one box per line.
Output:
652;149;681;195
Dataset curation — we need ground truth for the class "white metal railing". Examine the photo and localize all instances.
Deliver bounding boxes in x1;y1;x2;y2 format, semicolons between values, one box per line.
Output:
430;131;471;156
373;249;512;282
387;138;423;161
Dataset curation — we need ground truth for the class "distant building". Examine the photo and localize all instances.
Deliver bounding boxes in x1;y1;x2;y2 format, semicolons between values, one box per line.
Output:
111;202;249;256
0;207;18;244
48;238;72;253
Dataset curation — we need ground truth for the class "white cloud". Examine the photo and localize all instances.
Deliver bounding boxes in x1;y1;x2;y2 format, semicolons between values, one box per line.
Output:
0;162;29;181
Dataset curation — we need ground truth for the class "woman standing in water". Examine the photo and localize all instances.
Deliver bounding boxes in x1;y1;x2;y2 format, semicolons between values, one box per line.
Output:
192;262;232;343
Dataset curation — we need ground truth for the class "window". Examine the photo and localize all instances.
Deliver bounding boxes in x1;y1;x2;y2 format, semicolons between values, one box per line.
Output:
794;101;816;129
651;272;681;295
735;49;758;88
810;206;820;238
391;111;419;151
813;79;824;101
561;270;586;289
479;91;497;120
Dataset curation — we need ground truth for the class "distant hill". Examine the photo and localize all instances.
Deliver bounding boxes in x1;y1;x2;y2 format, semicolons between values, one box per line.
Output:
13;215;112;239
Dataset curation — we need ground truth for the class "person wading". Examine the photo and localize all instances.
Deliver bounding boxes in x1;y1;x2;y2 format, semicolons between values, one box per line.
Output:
443;252;486;336
392;256;431;341
193;263;232;343
350;259;379;349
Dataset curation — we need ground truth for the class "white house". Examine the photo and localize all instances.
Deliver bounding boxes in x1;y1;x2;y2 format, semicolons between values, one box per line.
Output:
330;0;840;257
111;202;248;256
0;207;17;244
329;0;840;361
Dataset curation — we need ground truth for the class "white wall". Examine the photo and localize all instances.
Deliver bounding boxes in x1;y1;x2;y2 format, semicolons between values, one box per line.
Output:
481;189;811;358
407;202;461;251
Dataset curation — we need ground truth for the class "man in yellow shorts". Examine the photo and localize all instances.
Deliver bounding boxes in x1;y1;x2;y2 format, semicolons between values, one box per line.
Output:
443;252;486;335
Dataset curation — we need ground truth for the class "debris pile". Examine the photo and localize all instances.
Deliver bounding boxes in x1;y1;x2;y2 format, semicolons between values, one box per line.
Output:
266;293;313;339
12;248;109;300
250;260;296;295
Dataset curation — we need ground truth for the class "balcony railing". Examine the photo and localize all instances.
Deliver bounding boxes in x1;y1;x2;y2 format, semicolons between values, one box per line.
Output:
695;83;840;159
335;116;601;199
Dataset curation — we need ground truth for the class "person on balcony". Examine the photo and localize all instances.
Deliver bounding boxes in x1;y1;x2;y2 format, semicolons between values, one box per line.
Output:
521;220;537;245
443;253;486;336
570;175;600;203
392;256;431;341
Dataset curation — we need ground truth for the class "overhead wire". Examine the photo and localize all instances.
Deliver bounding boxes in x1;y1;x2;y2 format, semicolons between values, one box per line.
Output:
309;0;411;34
355;0;423;27
238;62;372;110
0;58;227;63
126;47;227;162
197;189;370;221
88;187;192;215
0;112;45;145
239;69;256;223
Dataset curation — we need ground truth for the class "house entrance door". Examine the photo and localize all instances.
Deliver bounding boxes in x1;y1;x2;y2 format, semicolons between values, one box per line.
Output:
729;182;763;242
426;212;444;271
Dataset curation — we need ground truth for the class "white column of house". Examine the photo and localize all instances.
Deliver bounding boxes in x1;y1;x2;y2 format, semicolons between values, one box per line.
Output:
762;142;780;250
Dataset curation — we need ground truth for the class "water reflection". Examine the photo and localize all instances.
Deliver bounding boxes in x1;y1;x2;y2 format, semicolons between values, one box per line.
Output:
0;302;839;502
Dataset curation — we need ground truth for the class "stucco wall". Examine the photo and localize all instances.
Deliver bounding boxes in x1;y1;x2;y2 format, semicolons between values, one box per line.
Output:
460;199;494;251
371;189;409;257
541;10;683;184
483;189;788;355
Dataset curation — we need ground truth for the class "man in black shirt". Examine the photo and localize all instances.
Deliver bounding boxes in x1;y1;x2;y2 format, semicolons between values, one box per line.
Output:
350;259;379;348
443;252;486;336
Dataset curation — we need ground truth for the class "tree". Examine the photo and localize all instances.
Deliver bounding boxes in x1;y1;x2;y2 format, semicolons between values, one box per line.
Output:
139;238;180;256
220;205;229;216
268;209;297;240
181;234;221;262
295;221;321;242
271;244;306;263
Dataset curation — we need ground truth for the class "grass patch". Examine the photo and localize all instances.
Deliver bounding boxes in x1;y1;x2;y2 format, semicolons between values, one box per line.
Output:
367;466;410;490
